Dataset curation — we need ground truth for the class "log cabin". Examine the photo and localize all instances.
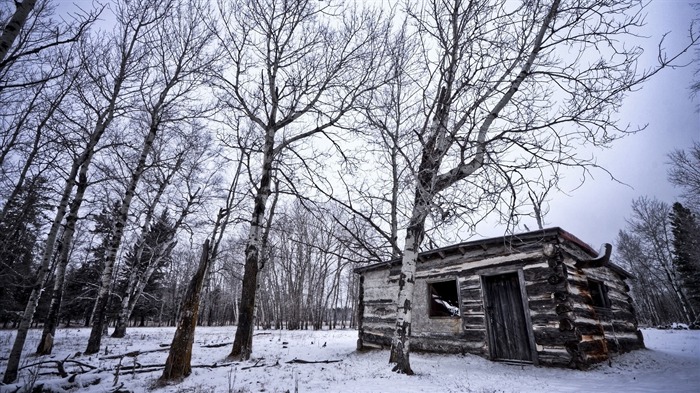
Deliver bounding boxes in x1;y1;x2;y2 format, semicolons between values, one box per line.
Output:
354;227;645;369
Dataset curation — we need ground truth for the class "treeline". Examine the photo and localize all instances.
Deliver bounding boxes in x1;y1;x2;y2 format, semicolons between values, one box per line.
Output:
615;142;700;327
0;200;361;330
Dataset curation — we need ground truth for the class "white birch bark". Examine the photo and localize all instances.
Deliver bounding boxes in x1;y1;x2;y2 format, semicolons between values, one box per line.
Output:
389;0;561;374
0;0;37;66
85;114;164;353
2;73;121;381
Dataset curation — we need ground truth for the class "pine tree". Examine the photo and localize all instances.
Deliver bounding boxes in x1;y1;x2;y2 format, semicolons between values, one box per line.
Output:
0;176;50;328
113;211;175;331
670;202;700;325
60;205;114;327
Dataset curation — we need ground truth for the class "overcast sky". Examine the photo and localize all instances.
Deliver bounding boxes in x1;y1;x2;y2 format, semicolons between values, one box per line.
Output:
56;0;698;253
493;0;700;250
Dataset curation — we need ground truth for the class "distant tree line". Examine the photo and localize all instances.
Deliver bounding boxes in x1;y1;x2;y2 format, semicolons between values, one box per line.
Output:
615;142;700;327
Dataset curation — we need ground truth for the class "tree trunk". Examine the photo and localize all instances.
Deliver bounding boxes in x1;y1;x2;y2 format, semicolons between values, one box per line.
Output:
0;0;37;67
389;202;428;375
112;168;174;338
86;120;160;353
229;127;276;360
2;151;84;383
36;156;93;355
160;240;210;381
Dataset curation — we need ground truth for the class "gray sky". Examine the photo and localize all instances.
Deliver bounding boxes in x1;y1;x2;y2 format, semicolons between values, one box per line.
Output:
55;0;698;252
498;0;700;250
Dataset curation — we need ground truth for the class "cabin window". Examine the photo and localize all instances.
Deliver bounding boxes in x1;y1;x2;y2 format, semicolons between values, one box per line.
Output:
587;279;611;308
428;280;460;317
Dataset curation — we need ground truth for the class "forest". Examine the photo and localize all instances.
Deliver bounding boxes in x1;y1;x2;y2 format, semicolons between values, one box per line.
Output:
1;0;699;384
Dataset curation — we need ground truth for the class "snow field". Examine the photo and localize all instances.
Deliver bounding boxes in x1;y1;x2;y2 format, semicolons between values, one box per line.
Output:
0;327;698;392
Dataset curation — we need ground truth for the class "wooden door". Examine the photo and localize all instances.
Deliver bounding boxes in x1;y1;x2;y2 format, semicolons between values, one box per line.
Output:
483;272;532;362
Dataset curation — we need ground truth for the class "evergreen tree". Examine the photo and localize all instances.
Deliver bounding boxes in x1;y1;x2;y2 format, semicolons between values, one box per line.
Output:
0;176;50;327
60;205;114;326
670;202;700;325
114;211;175;328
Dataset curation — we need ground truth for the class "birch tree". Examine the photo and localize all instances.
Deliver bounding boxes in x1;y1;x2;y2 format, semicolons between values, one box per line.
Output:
111;128;218;338
212;0;387;360
1;3;100;384
0;0;37;65
387;0;696;374
86;0;216;352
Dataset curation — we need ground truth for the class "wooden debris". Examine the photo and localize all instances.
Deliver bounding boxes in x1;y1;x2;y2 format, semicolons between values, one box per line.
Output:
240;359;265;370
285;358;342;364
200;342;232;348
99;347;170;360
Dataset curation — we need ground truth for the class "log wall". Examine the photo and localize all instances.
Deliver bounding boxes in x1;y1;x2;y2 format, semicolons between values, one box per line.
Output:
356;231;644;369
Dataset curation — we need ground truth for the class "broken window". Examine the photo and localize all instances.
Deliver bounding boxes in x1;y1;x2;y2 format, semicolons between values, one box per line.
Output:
428;280;460;317
587;279;611;308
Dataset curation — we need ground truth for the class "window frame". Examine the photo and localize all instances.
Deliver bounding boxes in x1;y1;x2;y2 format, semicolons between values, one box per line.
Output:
427;278;461;318
587;278;611;309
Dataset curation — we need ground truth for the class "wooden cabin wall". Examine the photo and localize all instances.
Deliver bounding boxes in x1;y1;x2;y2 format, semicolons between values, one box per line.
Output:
358;268;396;348
522;255;579;368
577;266;645;354
357;234;644;369
359;240;546;355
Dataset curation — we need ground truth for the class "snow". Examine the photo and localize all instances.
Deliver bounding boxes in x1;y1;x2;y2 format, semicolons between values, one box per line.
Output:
1;327;698;392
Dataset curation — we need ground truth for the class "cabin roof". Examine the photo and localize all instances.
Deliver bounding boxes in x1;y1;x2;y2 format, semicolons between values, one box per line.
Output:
354;227;632;278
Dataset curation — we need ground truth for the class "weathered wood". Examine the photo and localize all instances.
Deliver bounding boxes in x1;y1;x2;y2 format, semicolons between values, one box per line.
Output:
101;347;170;360
460;288;481;300
483;272;532;361
528;298;554;312
533;328;578;346
160;240;210;382
356;228;644;369
461;304;484;314
523;267;551;282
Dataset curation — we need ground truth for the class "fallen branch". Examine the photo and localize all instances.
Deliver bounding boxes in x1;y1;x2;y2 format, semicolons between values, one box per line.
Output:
18;355;77;378
200;342;232;348
2;372;102;392
100;347;170;360
285;358;342;365
110;361;240;376
240;359;265;370
192;362;238;370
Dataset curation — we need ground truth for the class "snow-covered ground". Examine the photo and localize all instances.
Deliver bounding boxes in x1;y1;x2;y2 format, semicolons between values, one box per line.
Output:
1;326;698;392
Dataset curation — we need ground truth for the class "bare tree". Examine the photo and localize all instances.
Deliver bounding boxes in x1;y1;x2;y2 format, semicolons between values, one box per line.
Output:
159;239;211;382
616;197;697;324
0;0;37;65
86;0;216;352
108;0;218;338
319;21;419;262
0;0;96;74
212;0;387;360
385;0;696;374
1;2;99;383
668;142;700;210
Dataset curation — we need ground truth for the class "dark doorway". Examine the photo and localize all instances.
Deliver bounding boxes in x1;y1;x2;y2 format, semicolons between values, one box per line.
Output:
483;272;533;362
